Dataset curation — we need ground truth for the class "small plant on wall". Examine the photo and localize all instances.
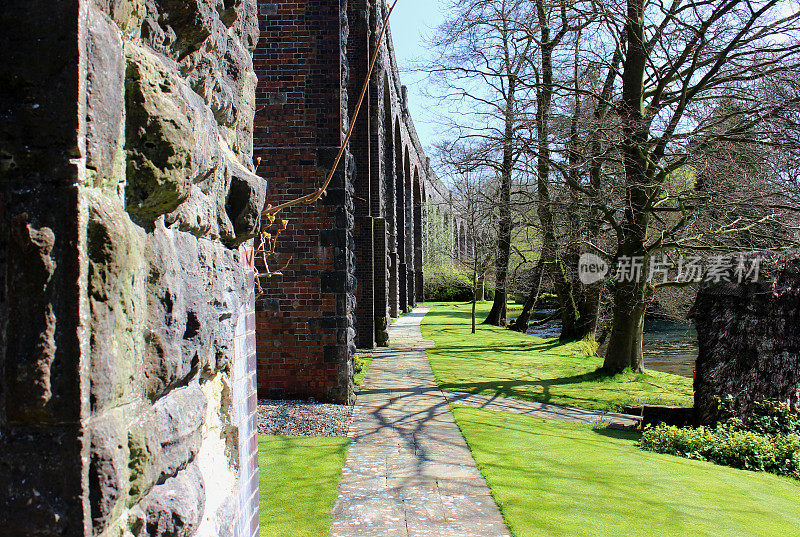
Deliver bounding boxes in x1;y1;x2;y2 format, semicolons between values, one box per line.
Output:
253;202;292;298
250;0;400;297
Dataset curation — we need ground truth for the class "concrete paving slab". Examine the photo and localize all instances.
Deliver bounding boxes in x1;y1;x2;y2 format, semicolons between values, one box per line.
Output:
330;307;512;536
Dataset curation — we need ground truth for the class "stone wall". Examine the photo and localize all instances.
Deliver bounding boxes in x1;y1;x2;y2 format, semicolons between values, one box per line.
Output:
690;251;800;425
0;1;263;536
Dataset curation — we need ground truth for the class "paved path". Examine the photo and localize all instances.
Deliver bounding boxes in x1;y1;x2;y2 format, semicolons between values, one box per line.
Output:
442;391;640;429
330;306;640;536
330;306;512;537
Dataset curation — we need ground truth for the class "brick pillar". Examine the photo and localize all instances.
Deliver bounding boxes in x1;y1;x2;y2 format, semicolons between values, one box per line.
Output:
348;0;374;350
0;5;86;533
374;217;390;346
396;174;408;313
254;0;355;404
415;267;424;303
405;177;415;308
354;216;375;348
234;268;260;537
414;183;424;302
389;251;399;317
1;2;264;534
369;0;384;221
347;0;370;219
398;262;408;313
408;268;416;308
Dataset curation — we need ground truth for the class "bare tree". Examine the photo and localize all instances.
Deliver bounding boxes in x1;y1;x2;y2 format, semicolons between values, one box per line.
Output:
425;0;536;326
448;167;496;332
425;0;800;369
596;0;800;372
522;0;611;341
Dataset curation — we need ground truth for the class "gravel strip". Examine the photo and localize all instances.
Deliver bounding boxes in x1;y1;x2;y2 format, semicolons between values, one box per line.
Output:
257;399;353;437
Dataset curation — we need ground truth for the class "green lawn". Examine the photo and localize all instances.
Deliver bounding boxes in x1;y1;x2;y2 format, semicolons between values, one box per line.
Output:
421;302;692;411
258;435;349;537
453;405;800;537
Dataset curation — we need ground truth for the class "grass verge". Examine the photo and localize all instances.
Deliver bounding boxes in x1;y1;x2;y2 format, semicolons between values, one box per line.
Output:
258;435;349;536
421;302;692;411
354;354;373;386
452;405;800;537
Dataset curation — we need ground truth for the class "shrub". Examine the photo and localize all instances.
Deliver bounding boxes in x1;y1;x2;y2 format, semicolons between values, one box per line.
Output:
423;267;494;302
538;292;559;307
640;398;800;479
640;424;800;479
574;335;599;357
718;396;800;436
511;293;527;304
510;292;558;306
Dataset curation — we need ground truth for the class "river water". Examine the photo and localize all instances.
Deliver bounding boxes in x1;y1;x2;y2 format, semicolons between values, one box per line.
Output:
527;314;698;378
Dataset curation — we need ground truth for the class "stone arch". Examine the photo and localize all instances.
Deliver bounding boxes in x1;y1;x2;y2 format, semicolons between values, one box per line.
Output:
394;120;407;312
385;80;399;318
413;167;423;302
403;146;414;308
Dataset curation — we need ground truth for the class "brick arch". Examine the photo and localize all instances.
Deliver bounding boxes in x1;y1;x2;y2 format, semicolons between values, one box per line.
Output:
395;121;407;313
402;145;414;309
413;167;423;301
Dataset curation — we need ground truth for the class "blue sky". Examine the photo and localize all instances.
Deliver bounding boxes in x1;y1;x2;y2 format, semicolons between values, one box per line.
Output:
388;0;447;152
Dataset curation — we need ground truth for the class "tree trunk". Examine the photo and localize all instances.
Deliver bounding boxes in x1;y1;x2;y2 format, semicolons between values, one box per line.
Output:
483;80;515;327
604;279;647;372
578;284;601;339
508;259;544;332
603;0;651;373
477;271;485;302
559;296;599;341
484;284;508;326
471;256;478;334
534;21;585;342
471;287;477;334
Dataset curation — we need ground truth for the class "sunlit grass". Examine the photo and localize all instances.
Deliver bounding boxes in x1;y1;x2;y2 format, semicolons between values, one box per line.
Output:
453;405;800;537
258;435;349;537
421;302;692;411
354;354;372;386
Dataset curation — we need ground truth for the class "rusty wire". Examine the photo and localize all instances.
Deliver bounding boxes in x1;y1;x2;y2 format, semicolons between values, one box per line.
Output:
261;0;400;217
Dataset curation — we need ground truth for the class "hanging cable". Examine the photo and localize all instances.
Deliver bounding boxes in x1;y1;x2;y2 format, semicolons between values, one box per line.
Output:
262;0;401;217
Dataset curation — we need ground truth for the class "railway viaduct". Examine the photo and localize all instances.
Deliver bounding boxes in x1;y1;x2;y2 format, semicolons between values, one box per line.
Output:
253;0;463;403
0;1;469;534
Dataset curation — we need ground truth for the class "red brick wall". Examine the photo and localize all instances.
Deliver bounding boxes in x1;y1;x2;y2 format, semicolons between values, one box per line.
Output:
234;262;260;537
348;0;376;349
252;0;446;403
254;0;355;404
